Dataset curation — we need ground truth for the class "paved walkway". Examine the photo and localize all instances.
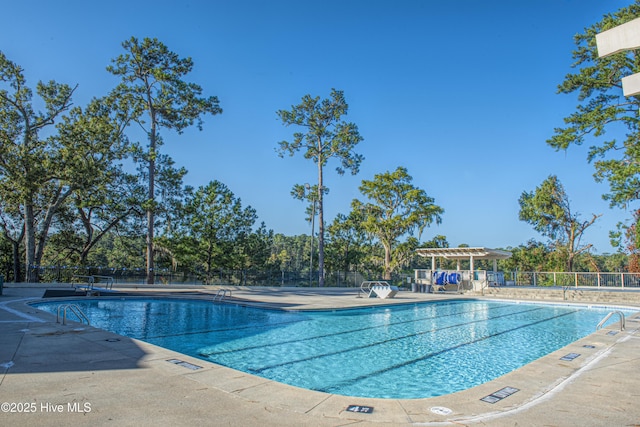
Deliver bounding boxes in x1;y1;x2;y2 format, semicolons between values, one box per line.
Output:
1;284;640;426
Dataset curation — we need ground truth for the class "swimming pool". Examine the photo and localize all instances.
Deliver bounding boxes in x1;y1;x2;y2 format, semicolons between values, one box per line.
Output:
31;298;633;399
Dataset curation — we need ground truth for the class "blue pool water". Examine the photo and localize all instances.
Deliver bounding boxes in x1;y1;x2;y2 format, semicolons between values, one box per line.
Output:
31;298;633;399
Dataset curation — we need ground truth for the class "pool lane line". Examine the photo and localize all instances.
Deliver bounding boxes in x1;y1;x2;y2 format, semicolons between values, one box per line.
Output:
125;300;475;341
139;299;474;340
34;301;315;338
240;306;549;373
316;310;578;394
32;298;487;343
197;303;517;355
197;303;531;357
204;302;619;358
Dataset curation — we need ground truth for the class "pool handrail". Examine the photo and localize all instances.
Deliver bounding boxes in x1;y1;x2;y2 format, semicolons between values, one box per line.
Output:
596;310;626;331
92;275;114;289
213;289;232;302
56;304;90;326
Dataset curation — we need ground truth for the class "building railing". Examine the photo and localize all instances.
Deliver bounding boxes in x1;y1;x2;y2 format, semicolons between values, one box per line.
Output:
415;269;640;289
510;271;640;288
414;269;505;292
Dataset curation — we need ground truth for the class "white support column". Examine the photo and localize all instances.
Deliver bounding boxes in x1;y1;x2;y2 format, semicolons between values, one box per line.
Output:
431;256;436;271
596;17;640;96
596;17;640;57
622;73;640;97
470;255;478;291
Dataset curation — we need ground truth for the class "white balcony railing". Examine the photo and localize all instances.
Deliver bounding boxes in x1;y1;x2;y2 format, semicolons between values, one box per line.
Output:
414;270;640;289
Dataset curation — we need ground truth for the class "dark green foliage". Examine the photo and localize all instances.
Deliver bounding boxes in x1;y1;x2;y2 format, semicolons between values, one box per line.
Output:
518;175;600;271
352;166;443;280
277;89;364;286
548;2;640;233
108;37;222;284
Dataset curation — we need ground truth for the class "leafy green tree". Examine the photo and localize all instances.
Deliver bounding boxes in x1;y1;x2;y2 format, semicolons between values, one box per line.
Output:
614;208;640;272
108;36;222;284
602;251;629;272
134;152;189;240
0;234;14;281
290;183;330;281
49;98;141;266
0;197;24;281
88;232;145;270
268;235;287;271
0;52;130;281
518;175;600;271
359;241;386;278
413;235;451;269
265;233;320;286
40;204;84;268
392;236;421;275
325;210;369;282
351;166;443;280
184;181;257;284
502;240;553;273
277;89;364;286
423;235;449;249
547;2;640;231
43;167;144;266
235;222;273;271
0;51;75;281
291;183;328;222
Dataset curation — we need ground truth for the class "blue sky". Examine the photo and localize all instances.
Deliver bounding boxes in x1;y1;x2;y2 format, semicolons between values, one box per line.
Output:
1;0;636;253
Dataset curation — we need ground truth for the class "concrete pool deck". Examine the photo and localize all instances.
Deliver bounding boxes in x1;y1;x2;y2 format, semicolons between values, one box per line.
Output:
1;284;640;426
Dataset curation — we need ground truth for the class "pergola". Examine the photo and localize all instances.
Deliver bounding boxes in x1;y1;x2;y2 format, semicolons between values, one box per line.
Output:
415;247;512;273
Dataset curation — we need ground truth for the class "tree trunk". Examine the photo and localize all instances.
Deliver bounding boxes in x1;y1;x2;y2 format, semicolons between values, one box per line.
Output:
567;224;576;272
11;237;21;283
23;186;73;283
24;202;37;283
317;161;325;287
383;241;392;281
33;193;62;278
146;120;157;285
4;223;24;283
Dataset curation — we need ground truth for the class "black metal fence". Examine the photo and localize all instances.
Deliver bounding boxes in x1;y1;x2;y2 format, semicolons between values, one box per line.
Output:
27;265;410;288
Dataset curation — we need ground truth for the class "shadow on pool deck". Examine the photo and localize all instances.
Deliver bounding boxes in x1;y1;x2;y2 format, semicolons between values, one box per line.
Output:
1;284;640;426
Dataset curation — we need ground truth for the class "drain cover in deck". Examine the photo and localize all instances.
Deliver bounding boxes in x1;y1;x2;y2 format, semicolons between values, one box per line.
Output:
560;352;581;361
481;386;519;404
167;358;203;370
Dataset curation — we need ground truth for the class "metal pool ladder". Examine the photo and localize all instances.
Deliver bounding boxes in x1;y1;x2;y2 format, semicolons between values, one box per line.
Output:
57;304;90;325
213;289;231;302
596;310;625;331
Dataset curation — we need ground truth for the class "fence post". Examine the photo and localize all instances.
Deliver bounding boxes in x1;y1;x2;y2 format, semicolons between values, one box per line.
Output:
575;273;578;288
621;272;625;288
